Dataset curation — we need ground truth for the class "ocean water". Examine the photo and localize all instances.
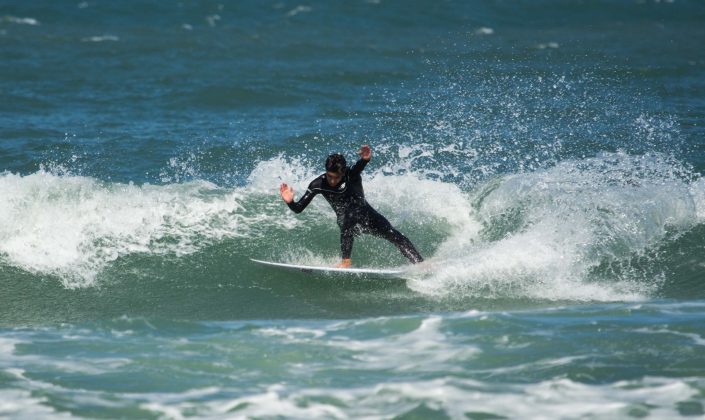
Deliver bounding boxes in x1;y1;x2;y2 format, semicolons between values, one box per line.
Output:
1;0;705;418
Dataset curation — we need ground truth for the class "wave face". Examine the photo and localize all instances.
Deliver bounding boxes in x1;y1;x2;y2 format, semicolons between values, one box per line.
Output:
0;171;246;286
1;150;704;323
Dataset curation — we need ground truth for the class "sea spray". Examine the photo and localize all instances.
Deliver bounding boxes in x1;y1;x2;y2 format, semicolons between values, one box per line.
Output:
406;152;702;300
0;170;248;287
2;147;702;302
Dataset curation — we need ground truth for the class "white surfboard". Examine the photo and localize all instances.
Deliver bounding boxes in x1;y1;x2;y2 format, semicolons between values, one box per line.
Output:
250;258;406;278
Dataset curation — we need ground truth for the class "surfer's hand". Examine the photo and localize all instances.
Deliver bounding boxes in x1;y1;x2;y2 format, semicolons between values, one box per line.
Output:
279;183;294;203
359;144;371;161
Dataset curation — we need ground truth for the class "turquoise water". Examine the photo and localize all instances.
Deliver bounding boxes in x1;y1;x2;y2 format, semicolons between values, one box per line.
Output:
2;0;705;418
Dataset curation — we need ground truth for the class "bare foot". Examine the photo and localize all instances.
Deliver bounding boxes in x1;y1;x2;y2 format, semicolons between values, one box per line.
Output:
336;259;352;268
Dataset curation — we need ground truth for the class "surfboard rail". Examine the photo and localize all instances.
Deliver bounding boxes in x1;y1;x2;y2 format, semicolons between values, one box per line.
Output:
250;258;406;277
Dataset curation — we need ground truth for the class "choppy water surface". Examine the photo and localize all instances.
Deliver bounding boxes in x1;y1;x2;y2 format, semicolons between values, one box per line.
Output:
1;0;705;418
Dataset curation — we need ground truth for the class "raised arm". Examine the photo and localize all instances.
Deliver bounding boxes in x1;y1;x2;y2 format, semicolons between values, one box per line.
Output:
349;144;372;177
280;182;318;214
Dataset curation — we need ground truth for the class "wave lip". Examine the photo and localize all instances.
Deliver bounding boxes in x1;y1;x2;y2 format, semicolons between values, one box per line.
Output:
0;170;246;288
407;152;704;302
244;151;705;302
2;150;702;303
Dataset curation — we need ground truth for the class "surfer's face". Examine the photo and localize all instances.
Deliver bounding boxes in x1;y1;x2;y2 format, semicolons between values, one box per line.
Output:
325;170;343;187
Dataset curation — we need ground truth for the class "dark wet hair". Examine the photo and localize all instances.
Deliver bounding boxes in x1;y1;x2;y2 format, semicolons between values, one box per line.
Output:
325;153;346;173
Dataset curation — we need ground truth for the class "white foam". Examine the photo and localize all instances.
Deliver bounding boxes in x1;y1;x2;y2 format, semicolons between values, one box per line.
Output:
365;171;478;229
474;27;494;35
5;148;700;297
249;151;703;301
332;316;480;372
689;177;705;219
0;334;130;376
205;14;220;27
151;376;699;419
81;35;120;42
0;389;70;418
536;42;560;49
406;152;704;301
260;316;479;373
0;337;21;359
1;367;122;417
2;16;40;26
0;170;249;287
258;326;327;341
246;154;335;236
634;327;705;346
247;153;320;195
286;5;313;17
249;155;479;229
137;385;345;419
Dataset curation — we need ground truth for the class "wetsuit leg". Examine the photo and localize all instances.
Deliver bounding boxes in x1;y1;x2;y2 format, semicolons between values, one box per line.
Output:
362;208;424;264
339;217;359;260
340;227;354;259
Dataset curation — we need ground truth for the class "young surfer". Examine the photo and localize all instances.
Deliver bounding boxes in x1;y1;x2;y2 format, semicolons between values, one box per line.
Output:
279;145;424;268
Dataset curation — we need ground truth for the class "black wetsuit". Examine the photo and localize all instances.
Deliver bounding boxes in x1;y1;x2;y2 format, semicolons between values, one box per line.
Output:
287;158;423;263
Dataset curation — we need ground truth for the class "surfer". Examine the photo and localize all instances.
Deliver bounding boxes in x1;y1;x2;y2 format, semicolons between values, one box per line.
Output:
279;145;424;268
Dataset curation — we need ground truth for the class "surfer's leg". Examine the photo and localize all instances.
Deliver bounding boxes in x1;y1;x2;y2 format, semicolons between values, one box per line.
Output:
383;228;424;264
340;219;358;261
364;210;424;264
341;228;354;260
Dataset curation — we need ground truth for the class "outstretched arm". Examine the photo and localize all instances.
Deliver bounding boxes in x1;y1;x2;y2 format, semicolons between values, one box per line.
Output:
349;144;372;177
280;182;317;214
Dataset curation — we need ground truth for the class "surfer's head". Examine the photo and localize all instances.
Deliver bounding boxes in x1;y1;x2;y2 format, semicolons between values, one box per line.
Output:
326;153;346;173
325;153;346;187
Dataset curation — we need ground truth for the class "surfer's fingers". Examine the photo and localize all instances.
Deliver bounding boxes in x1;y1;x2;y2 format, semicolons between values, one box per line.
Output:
280;184;294;197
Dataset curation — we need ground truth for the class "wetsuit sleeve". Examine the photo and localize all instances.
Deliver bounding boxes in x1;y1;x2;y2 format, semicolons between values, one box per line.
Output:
348;158;369;178
286;180;318;213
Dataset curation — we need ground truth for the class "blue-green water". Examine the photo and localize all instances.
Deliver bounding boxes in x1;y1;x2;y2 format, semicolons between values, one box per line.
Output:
2;0;705;418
